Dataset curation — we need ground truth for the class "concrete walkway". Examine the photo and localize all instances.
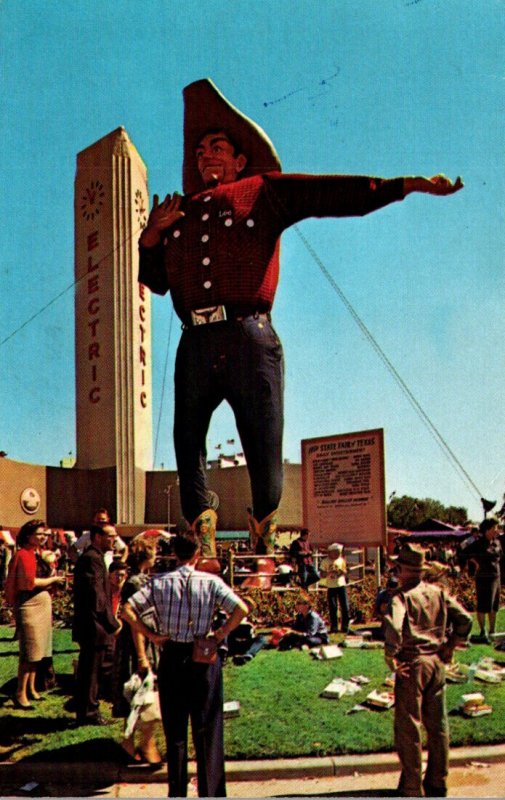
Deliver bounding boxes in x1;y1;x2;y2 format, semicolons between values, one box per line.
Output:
1;744;505;797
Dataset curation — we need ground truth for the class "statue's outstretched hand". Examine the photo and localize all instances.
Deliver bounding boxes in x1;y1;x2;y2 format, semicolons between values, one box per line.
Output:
425;174;464;195
404;175;464;197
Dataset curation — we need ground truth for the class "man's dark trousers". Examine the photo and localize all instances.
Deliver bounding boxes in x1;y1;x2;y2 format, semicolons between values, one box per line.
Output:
158;642;226;797
174;315;284;524
75;641;107;722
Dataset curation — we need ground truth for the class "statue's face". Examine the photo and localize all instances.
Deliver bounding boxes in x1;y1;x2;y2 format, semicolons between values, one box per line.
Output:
195;132;247;186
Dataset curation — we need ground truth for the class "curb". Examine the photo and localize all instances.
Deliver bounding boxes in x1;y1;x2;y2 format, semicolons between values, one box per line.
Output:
1;744;504;786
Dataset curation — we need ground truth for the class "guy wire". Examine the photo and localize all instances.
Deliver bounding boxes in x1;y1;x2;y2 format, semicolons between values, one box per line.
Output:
294;223;483;502
152;307;174;470
0;226;141;348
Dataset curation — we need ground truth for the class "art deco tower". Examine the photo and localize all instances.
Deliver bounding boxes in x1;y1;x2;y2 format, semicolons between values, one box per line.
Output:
74;127;153;524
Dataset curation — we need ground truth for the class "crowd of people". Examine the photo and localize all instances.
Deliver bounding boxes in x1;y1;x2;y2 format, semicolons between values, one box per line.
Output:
2;511;504;797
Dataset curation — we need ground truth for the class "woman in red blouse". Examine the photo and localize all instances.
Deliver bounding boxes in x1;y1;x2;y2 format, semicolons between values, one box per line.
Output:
9;520;65;709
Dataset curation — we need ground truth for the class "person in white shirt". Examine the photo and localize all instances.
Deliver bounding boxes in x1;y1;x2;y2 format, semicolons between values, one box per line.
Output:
320;543;350;633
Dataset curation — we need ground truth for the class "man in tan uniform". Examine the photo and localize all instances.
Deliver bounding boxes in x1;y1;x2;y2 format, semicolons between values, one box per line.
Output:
383;543;472;797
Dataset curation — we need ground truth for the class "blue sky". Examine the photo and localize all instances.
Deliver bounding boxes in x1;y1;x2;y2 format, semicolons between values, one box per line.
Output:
0;0;503;523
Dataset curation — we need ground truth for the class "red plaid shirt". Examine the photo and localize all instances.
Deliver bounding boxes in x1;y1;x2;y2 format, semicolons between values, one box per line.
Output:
139;172;405;322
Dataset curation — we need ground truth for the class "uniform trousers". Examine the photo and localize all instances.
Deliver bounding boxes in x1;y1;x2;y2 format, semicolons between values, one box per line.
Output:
174;315;284;524
158;641;226;797
394;654;448;797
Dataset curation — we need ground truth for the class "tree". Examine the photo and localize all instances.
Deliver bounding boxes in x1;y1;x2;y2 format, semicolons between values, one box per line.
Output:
387;495;468;530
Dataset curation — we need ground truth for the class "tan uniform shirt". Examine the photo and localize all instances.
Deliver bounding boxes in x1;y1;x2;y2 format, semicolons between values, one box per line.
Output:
383;579;472;661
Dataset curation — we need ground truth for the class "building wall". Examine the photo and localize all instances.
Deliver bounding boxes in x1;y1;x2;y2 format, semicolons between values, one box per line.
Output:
46;465;117;529
0;458;47;528
0;458;303;531
145;462;302;529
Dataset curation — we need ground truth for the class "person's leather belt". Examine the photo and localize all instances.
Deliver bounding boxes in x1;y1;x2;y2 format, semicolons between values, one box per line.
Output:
188;306;270;326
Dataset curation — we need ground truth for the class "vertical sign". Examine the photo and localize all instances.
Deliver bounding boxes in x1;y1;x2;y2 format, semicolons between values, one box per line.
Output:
75;127;153;523
301;429;386;547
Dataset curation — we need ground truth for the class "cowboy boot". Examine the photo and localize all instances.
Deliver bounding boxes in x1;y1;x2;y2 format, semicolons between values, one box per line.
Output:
191;509;220;573
247;507;261;553
249;509;278;555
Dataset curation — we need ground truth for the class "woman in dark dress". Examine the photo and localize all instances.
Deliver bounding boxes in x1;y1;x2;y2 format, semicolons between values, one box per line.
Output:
465;517;503;642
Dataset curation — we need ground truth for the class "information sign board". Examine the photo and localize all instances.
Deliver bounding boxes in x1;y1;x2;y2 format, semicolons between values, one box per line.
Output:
301;429;386;546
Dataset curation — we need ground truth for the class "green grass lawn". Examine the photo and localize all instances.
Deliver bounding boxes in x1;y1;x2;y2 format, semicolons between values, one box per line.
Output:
1;617;505;763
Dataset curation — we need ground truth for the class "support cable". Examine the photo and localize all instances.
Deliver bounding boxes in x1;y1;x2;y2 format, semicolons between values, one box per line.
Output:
152;307;174;470
0;226;141;348
294;223;483;502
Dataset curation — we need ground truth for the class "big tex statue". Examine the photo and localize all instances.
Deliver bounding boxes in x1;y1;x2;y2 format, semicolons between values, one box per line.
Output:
139;78;463;560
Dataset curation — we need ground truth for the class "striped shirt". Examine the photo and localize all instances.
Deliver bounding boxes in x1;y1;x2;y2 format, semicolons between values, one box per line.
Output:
127;564;242;642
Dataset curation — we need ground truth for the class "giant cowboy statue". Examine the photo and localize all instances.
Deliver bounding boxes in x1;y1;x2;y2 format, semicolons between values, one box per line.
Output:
139;78;463;561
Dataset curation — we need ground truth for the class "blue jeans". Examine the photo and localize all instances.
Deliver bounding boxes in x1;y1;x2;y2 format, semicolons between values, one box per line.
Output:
174;316;284;524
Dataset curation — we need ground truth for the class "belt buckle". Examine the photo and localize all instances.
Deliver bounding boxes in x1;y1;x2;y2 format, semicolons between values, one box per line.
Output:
190;306;227;325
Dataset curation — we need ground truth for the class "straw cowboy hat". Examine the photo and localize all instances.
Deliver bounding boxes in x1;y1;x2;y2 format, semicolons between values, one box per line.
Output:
392;542;427;572
182;78;281;194
424;560;450;583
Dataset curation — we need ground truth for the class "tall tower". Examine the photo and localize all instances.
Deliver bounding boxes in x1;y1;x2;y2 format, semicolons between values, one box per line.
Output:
74;127;153;524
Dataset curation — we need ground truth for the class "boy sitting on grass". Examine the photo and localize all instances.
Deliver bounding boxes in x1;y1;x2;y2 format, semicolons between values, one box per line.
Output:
278;593;329;650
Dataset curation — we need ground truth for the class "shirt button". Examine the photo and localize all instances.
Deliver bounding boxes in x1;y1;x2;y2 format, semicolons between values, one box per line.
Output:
202;213;209;222
202;257;211;266
173;229;181;238
246;219;255;227
201;234;209;243
203;195;212;203
224;218;233;227
203;280;212;289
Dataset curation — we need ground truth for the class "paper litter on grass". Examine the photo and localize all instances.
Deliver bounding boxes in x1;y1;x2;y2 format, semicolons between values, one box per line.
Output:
223;700;240;717
310;644;343;660
365;689;395;709
320;677;363;699
459;691;493;718
350;674;370;685
346;703;370;715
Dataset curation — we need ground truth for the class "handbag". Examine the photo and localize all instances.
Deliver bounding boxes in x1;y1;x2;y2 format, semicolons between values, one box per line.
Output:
192;636;218;664
186;575;218;664
123;671;162;738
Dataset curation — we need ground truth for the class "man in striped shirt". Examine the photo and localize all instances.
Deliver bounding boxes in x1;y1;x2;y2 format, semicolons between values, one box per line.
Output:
122;535;248;797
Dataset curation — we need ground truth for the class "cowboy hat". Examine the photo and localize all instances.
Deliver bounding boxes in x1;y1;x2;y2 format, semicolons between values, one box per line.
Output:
392;542;426;572
183;78;281;194
424;560;450;582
